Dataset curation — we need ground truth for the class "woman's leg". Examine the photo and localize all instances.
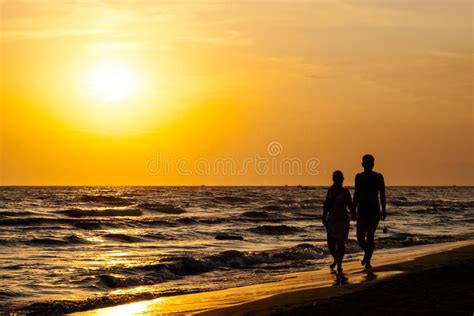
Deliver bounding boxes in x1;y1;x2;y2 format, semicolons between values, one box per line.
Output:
327;233;337;269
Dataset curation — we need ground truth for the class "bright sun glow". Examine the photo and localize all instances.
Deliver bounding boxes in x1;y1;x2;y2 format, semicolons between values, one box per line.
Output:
87;62;139;102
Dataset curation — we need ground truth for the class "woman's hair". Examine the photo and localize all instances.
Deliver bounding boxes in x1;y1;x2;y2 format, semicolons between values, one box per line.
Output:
332;170;344;187
324;170;344;212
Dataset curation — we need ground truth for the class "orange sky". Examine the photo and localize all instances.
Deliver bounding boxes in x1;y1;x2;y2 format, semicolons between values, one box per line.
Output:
1;0;473;185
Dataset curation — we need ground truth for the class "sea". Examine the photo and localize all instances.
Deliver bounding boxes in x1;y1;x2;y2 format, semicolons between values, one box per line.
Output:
0;186;473;314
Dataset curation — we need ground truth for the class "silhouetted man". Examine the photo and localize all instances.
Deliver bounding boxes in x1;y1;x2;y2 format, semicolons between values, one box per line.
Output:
353;154;386;269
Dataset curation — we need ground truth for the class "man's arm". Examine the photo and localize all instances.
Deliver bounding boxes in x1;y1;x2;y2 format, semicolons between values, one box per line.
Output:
352;174;360;220
345;189;355;219
380;174;386;220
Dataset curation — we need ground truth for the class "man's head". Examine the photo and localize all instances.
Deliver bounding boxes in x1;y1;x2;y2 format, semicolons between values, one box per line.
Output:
362;154;375;172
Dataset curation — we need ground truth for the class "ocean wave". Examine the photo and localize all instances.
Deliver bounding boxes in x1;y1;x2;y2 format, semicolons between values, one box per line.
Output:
0;217;128;231
198;218;227;225
298;186;318;191
73;221;105;230
138;218;179;227
215;234;244;240
299;204;319;210
377;233;459;248
55;208;142;218
390;198;474;208
0;211;36;217
0;217;71;226
103;234;145;243
99;264;181;288
99;275;156;289
465;217;474;224
293;211;321;219
259;205;288;211
261;204;303;212
79;195;135;206
240;211;270;218
17;293;161;315
143;232;170;240
248;225;302;235
175;217;199;225
409;207;463;214
345;239;362;253
0;264;24;270
408;208;442;215
0;214;205;230
26;235;89;246
236;214;289;224
0;238;16;246
108;244;326;288
0;289;25;298
214;196;250;204
300;198;325;204
138;203;186;214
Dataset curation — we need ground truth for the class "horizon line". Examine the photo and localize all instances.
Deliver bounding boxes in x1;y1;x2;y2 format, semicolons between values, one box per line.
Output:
0;184;472;187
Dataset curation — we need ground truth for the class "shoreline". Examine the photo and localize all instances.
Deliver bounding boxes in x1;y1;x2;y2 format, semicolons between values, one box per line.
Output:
71;240;474;315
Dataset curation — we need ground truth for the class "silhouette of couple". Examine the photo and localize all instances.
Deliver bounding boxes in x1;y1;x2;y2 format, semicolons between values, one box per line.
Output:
323;154;386;273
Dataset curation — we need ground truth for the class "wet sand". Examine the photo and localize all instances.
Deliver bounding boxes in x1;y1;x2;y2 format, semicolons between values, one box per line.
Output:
72;240;474;316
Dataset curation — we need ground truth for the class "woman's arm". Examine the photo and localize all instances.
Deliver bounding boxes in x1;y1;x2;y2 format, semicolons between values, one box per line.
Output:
322;189;331;226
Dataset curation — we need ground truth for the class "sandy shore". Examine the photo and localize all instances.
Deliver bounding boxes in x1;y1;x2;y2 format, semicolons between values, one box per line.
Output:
71;240;474;316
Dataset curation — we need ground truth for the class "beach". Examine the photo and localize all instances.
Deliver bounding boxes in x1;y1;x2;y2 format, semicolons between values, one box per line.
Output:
71;240;474;316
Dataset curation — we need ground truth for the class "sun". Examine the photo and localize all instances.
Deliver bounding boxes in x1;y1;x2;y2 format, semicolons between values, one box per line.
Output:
87;62;139;102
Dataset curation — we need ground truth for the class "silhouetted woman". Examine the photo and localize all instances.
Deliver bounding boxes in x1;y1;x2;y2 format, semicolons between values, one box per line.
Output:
323;171;353;272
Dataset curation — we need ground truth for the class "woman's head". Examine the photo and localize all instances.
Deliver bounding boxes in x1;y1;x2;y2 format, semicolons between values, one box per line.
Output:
332;170;344;187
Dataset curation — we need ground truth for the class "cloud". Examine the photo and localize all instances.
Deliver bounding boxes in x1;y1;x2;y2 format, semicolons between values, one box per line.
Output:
0;0;174;40
249;56;333;81
427;51;474;59
1;29;116;40
177;30;249;46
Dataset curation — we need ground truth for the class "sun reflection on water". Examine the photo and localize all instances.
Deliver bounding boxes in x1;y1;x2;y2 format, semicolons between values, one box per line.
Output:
91;299;156;316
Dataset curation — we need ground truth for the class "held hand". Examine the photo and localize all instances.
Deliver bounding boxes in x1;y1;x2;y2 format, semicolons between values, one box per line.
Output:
381;211;386;221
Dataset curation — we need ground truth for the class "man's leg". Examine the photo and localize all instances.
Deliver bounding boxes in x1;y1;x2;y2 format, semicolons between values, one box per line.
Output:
365;215;380;267
357;219;368;251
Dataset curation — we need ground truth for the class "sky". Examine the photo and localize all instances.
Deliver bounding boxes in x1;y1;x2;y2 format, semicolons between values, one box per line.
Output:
1;0;473;185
